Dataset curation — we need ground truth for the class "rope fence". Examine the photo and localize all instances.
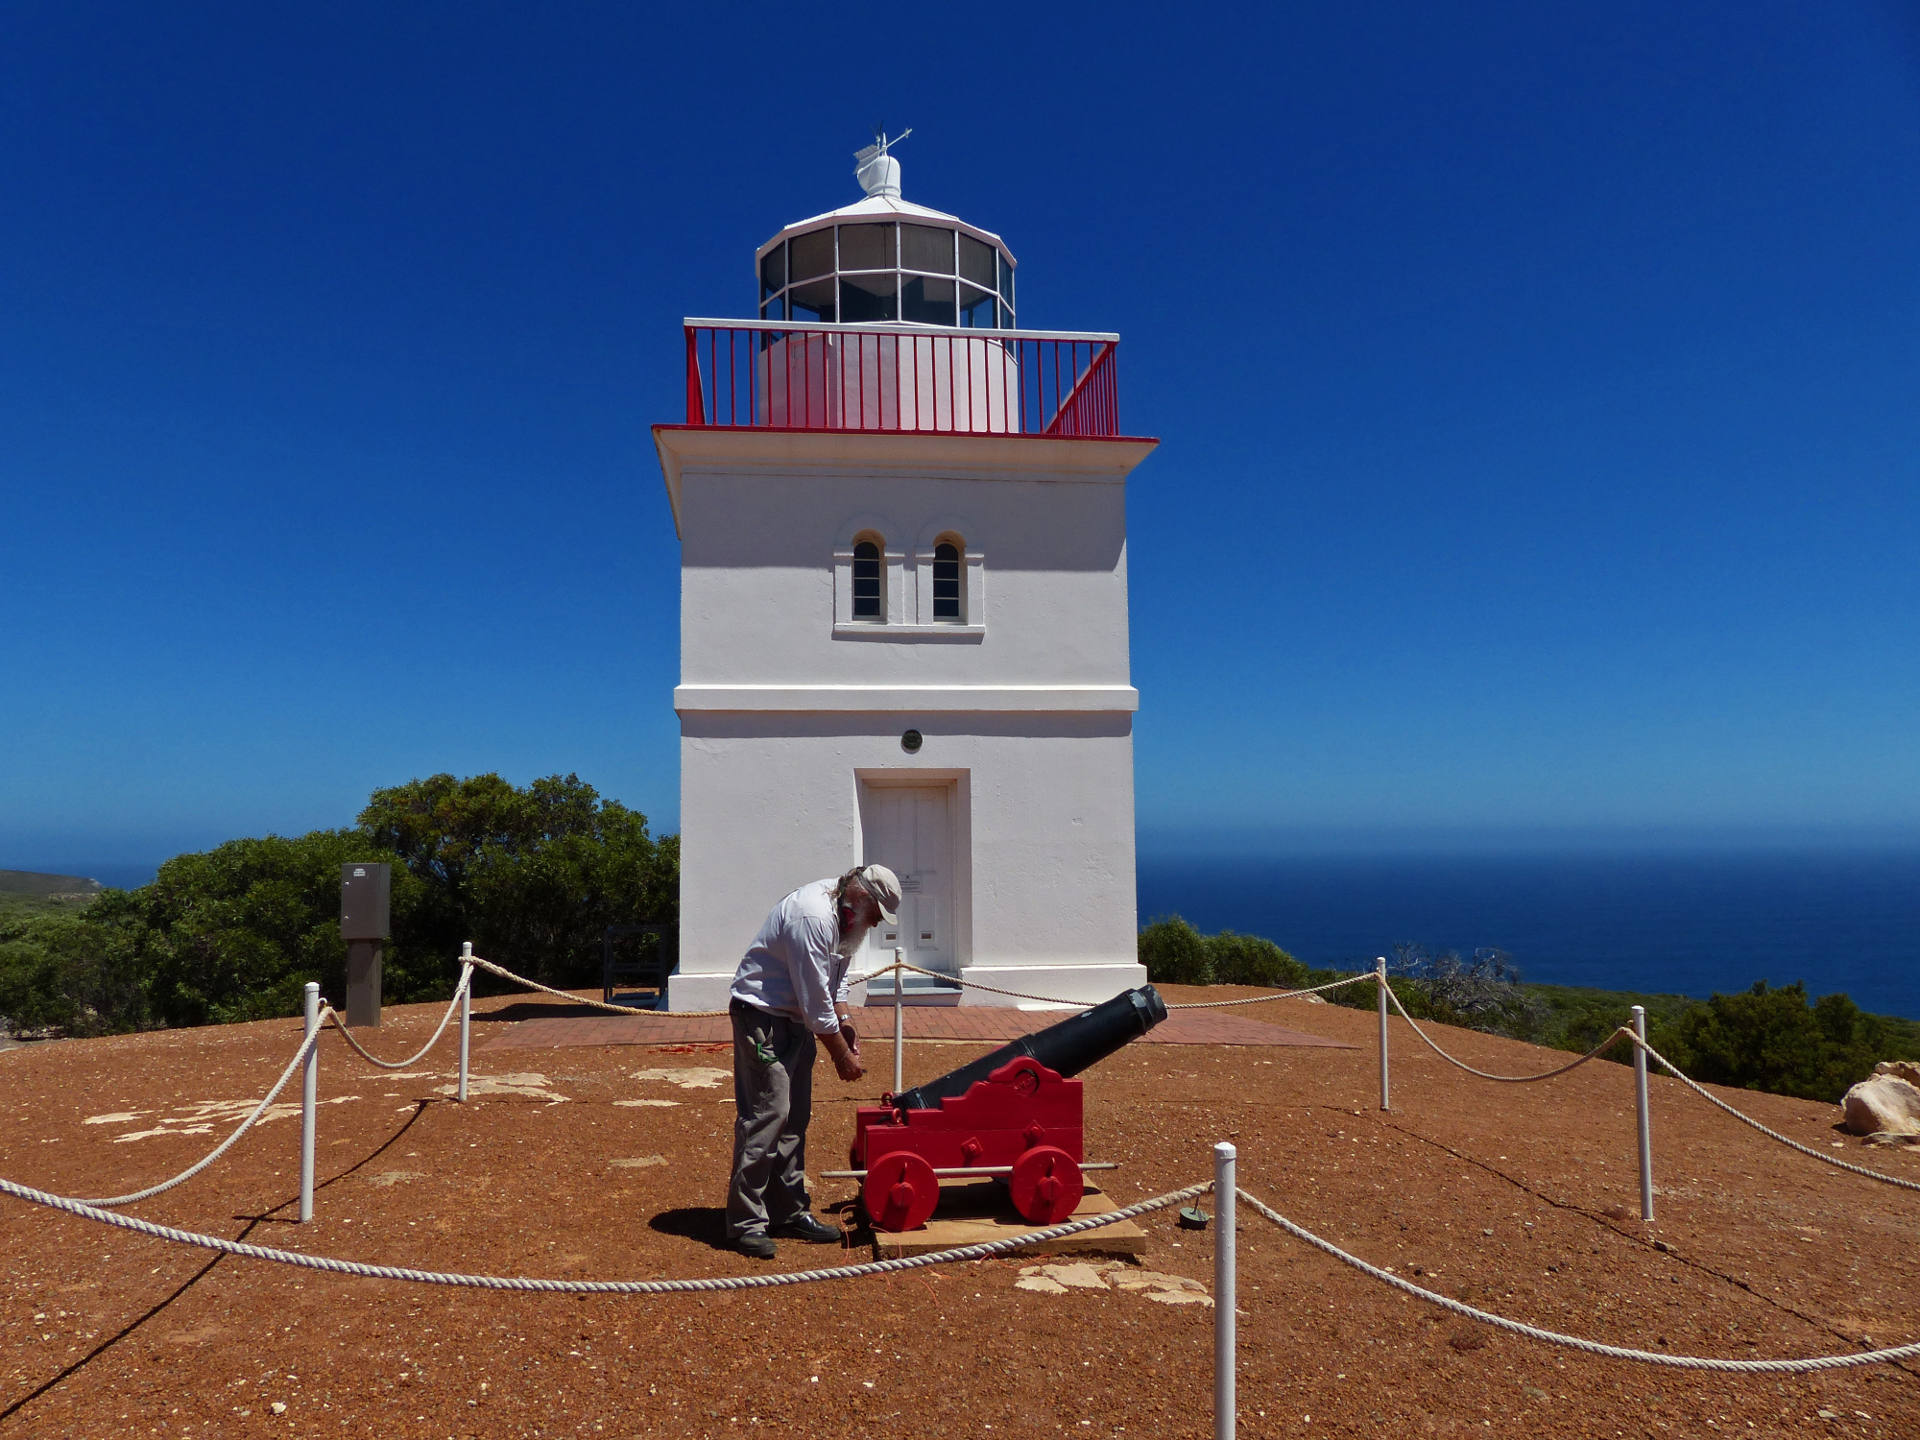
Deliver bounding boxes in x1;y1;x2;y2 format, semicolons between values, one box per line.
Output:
75;1025;322;1209
1233;1183;1920;1374
0;1170;1207;1293
325;963;473;1071
7;1153;1917;1382
1381;981;1633;1083
1630;1033;1920;1195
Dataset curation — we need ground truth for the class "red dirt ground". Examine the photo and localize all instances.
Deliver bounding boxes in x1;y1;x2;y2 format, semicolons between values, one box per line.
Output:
3;986;1918;1439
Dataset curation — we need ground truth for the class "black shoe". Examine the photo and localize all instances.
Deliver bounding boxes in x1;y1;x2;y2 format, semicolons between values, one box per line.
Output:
770;1213;842;1244
729;1233;776;1260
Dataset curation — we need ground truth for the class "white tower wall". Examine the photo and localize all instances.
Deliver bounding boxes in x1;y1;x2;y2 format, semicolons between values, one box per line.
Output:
656;428;1156;1009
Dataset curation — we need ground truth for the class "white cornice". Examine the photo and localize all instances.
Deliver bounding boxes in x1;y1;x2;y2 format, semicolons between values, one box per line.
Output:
653;427;1158;540
674;684;1139;713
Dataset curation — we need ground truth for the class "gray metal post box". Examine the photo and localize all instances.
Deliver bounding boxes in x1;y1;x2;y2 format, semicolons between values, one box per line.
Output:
340;863;391;940
341;862;391;1026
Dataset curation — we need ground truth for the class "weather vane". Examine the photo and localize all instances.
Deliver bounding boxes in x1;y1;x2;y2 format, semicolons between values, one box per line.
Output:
854;127;911;198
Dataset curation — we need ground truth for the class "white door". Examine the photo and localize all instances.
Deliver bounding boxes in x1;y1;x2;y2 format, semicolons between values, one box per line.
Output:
860;783;954;978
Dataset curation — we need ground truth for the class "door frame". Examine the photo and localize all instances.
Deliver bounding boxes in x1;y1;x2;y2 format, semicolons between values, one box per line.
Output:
853;767;971;978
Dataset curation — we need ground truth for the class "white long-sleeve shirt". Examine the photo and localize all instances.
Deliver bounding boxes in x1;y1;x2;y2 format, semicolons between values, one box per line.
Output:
728;879;852;1036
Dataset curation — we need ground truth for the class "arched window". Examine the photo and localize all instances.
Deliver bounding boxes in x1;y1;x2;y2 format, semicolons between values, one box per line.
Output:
852;539;883;620
932;540;963;621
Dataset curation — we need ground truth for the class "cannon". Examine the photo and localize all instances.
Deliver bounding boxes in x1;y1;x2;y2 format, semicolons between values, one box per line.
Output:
848;985;1167;1231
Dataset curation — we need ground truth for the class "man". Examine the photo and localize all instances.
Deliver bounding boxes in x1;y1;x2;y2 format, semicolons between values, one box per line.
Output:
725;862;903;1259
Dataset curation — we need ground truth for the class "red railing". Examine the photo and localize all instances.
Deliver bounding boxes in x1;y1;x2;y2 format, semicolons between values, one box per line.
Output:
678;319;1122;438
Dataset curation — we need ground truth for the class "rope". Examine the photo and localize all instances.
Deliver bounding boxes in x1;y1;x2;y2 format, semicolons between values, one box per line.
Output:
75;1025;322;1209
1235;1186;1920;1372
479;949;1373;1020
0;1172;1208;1293
889;959;1377;1011
323;965;472;1071
1626;1034;1920;1195
1164;971;1379;1009
466;954;716;1015
1383;982;1632;1083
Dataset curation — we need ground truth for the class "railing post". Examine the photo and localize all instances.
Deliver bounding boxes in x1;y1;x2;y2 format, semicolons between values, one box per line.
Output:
1214;1141;1237;1440
1633;1005;1654;1222
1376;956;1391;1112
892;947;905;1097
684;327;706;425
299;982;319;1224
458;942;474;1104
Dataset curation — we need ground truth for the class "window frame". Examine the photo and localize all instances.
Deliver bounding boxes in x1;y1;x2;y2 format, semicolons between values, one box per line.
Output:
758;222;1015;332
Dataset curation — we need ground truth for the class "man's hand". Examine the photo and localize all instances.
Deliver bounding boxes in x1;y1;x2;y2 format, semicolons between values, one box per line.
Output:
824;1028;865;1083
840;1020;859;1059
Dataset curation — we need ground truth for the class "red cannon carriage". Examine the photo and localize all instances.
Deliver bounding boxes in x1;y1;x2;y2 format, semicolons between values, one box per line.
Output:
849;985;1167;1231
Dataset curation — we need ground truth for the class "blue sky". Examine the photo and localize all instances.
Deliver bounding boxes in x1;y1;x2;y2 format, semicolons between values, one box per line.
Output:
3;3;1917;870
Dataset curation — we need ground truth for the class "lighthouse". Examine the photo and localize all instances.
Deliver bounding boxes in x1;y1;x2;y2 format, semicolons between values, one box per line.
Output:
655;135;1157;1010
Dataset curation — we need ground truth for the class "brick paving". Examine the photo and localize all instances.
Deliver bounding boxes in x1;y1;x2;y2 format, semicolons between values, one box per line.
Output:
477;997;1355;1052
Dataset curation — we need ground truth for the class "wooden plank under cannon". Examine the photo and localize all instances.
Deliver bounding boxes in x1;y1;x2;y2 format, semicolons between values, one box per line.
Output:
865;1181;1147;1259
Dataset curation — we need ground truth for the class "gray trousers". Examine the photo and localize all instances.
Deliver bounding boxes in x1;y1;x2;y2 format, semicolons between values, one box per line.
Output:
727;1001;817;1240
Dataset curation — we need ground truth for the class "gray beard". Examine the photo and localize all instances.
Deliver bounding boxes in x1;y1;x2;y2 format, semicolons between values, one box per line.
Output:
834;922;873;960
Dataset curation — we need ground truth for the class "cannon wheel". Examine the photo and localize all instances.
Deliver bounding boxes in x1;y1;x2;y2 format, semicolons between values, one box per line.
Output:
863;1151;939;1232
1009;1144;1083;1225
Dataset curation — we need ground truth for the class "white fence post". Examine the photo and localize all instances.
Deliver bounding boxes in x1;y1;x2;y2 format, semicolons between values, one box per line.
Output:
1376;956;1391;1112
1632;1004;1654;1222
458;942;474;1103
892;947;905;1096
1215;1141;1237;1440
299;981;319;1224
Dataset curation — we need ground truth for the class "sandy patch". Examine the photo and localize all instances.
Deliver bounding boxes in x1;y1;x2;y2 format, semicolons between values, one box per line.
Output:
433;1072;567;1103
109;1095;358;1142
1015;1260;1212;1306
630;1066;730;1089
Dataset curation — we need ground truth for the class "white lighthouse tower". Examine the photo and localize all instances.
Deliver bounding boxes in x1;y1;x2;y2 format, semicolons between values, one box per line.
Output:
655;136;1157;1009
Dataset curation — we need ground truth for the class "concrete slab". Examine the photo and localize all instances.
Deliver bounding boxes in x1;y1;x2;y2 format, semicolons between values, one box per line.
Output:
864;1181;1147;1259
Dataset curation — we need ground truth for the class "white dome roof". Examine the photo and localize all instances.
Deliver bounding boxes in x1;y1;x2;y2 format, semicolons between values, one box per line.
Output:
755;192;1015;267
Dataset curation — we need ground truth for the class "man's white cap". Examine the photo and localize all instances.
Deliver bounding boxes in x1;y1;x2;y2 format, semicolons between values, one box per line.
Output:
856;864;902;925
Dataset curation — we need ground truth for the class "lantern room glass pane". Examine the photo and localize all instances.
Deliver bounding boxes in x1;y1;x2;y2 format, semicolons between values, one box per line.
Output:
932;542;961;620
852;541;882;619
959;233;997;290
759;244;786;297
838;223;895;271
959;283;996;328
760;293;786;321
789;278;836;323
790;229;834;282
840;271;897;323
902;224;955;274
901;275;956;326
998;254;1015;316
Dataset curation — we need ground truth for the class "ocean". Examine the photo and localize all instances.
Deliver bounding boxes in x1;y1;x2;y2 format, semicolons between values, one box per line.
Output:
1137;849;1920;1021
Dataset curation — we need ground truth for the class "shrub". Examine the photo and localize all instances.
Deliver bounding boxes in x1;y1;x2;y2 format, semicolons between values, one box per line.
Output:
1654;980;1907;1103
1205;930;1308;988
1138;915;1211;986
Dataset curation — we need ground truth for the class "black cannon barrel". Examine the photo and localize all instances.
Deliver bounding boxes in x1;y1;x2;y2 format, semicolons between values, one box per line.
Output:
894;984;1168;1110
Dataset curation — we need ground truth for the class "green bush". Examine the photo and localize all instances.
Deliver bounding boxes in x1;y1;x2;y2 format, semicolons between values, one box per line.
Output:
1654;980;1910;1103
1204;930;1308;988
1138;915;1211;985
0;906;150;1036
0;771;680;1036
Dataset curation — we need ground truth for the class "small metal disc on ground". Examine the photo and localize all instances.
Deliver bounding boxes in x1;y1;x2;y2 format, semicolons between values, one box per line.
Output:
1177;1206;1210;1229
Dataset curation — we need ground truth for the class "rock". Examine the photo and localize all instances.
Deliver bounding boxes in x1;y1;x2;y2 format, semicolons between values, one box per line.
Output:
1840;1064;1920;1138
